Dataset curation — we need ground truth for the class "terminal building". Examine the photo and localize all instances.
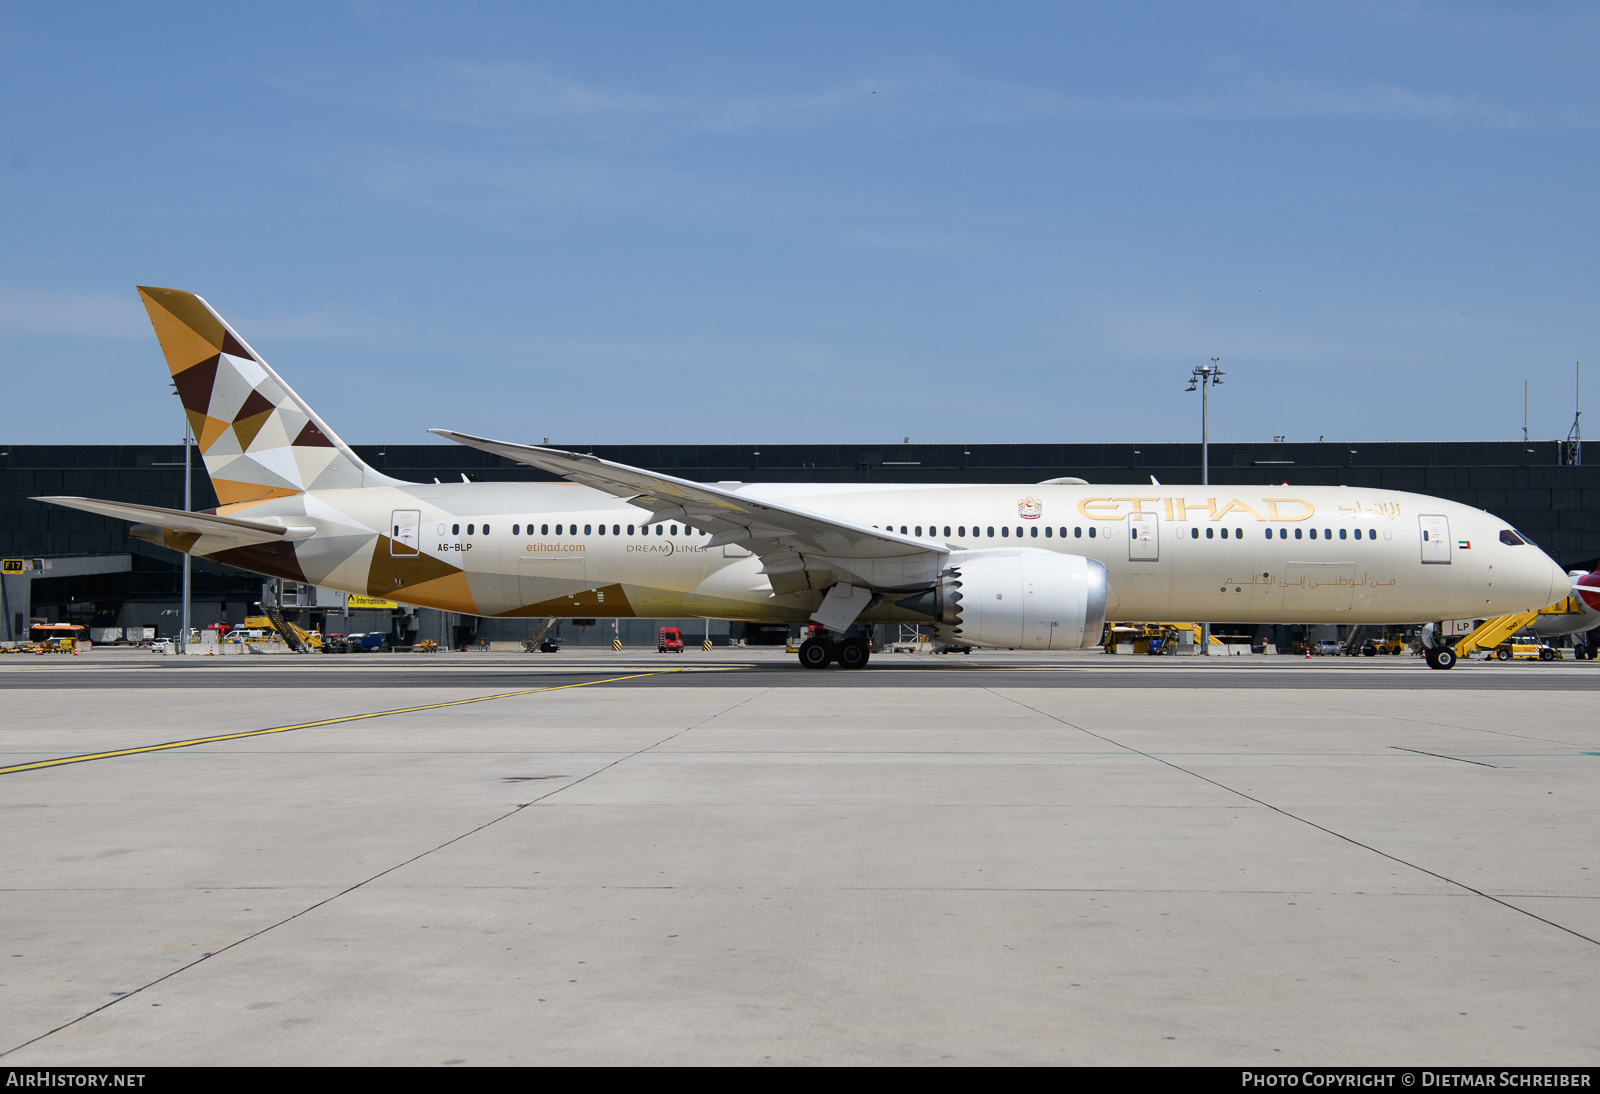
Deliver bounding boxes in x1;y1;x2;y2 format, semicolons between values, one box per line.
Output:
3;439;1594;649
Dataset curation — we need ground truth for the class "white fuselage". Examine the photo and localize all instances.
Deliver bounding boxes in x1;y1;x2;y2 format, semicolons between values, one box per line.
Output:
227;480;1569;629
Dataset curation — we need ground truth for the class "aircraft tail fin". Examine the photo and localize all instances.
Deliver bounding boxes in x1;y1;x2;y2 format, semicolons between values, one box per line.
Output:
135;286;400;508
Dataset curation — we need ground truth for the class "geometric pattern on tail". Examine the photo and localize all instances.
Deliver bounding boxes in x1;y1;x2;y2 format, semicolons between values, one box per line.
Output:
136;286;388;507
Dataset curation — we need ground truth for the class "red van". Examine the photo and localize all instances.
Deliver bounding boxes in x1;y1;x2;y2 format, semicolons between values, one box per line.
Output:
658;627;684;653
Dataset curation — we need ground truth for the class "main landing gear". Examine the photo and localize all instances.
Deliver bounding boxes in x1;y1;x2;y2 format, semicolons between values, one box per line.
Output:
798;635;871;670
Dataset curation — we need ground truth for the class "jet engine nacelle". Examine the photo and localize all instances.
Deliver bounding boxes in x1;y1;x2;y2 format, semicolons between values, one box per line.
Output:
919;549;1108;650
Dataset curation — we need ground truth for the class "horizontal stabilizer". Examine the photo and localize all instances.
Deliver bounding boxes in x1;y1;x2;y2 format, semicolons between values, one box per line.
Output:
34;496;314;542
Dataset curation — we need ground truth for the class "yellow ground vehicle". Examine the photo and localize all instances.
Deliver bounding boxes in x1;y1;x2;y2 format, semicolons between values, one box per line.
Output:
28;624;86;653
1103;622;1222;655
1493;641;1559;661
249;609;324;652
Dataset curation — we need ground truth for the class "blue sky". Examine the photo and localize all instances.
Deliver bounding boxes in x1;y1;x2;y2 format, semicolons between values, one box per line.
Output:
3;2;1598;446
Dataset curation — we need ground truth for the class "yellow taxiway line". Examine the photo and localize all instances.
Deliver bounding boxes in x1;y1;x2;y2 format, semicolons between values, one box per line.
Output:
0;670;675;776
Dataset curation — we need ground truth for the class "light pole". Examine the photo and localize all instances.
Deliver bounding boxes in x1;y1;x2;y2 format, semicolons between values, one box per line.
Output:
181;420;192;655
1187;359;1224;655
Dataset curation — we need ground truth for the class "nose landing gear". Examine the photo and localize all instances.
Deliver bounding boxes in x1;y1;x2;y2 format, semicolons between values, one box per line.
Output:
1425;646;1457;670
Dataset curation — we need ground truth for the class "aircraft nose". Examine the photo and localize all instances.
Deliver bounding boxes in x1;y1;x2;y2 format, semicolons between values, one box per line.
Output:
1521;550;1569;610
1492;543;1568;613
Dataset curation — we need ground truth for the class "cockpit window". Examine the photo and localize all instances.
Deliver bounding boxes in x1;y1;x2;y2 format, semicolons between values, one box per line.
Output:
1500;529;1525;546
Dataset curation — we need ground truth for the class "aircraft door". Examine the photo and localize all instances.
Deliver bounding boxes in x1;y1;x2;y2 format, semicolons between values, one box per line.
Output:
1418;515;1451;564
1128;513;1159;562
390;510;420;556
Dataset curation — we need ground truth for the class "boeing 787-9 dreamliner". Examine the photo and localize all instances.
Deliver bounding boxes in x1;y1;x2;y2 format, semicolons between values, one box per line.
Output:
38;288;1572;671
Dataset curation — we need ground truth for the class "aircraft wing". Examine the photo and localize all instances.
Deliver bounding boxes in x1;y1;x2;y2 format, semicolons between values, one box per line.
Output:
34;497;314;544
428;430;949;598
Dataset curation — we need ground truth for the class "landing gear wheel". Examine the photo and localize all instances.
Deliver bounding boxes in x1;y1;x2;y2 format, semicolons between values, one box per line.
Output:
798;638;833;669
836;638;870;670
1426;646;1457;670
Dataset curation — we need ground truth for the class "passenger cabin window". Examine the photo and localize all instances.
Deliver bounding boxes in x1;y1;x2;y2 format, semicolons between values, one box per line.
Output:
452;524;460;535
483;524;490;535
541;524;549;535
1206;527;1214;539
1191;527;1199;539
1088;527;1097;539
1295;528;1303;539
585;524;593;535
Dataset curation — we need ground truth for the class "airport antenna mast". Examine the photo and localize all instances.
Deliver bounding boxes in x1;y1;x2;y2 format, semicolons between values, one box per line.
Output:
1187;358;1224;656
1186;359;1225;487
1565;362;1581;466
